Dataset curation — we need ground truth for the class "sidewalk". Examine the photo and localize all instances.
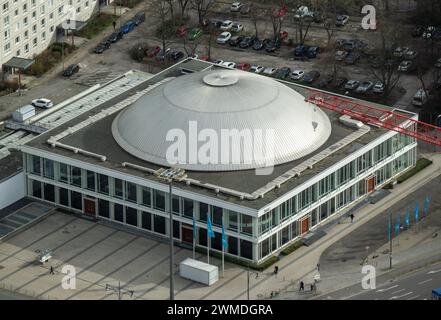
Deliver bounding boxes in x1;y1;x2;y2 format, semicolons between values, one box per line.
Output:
250;153;441;300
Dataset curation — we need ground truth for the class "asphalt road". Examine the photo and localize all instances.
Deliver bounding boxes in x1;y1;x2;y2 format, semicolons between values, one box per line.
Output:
322;262;441;300
0;288;33;300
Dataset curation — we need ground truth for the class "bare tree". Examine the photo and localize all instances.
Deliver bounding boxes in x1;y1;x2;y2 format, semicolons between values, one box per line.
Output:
154;0;172;53
249;6;265;38
191;0;215;26
268;8;284;40
177;0;190;20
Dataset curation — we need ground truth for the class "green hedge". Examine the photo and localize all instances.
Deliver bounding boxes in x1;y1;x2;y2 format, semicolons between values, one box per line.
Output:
76;13;118;39
194;247;279;272
280;240;303;256
397;158;432;184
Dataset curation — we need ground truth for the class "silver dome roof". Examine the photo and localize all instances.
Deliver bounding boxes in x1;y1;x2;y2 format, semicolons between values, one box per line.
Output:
112;69;332;171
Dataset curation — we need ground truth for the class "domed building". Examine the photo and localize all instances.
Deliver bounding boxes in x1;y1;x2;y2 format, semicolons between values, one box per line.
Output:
21;59;418;265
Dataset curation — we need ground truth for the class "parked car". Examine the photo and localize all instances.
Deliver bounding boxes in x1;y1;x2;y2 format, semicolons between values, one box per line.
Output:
146;45;161;58
62;64;79;77
212;59;224;65
156;48;171;60
373;81;385;94
317;74;334;88
240;3;251;14
335;50;348;61
294;6;313;19
265;38;281;52
134;11;145;25
355;81;374;93
435;58;441;68
108;30;123;43
393;46;410;58
231;23;243;32
344;79;360;90
169;50;184;61
412;88;429;106
211;19;223;28
342;39;366;51
32;98;53;109
333;77;348;88
230;2;243;12
252;38;264;50
307;46;320;58
263;67;277;75
398;60;415;72
290;69;305;80
294;44;309;59
217;32;232;44
312;11;324;23
404;50;418;60
229;35;244;46
176;26;188;37
221;61;236;68
220;20;234;31
335;15;349;27
302;71;320;83
345;52;361;64
189;28;202;40
94;41;110;54
275;67;291;79
412;25;425;38
121;20;136;33
239;36;256;48
279;31;288;41
236;63;251;71
250;65;264;73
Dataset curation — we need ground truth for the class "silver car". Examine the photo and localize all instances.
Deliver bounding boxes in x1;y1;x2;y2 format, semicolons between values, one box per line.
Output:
344;80;360;90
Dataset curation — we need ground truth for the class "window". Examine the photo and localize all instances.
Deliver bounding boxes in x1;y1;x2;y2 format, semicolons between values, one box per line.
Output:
228;210;238;231
31;0;36;7
172;195;180;215
24;17;28;26
98;174;109;195
32;180;42;198
141;211;151;230
41;18;45;27
241;214;253;235
14;9;17;16
2;2;9;12
31;155;41;175
16;49;20;56
240;239;253;260
212;206;223;226
228;236;238;255
76;7;80;13
23;3;27;12
70;191;82;210
173;220;180;239
49;12;53;20
98;199;110;218
15;36;19;44
32;11;36;19
114;204;124;222
153;190;165;211
50;26;54;32
43;183;55;202
280;225;289;245
42;32;46;41
4;29;9;40
260;238;270;259
290;220;298;240
141;187;151;207
32;38;37;47
113;178;123;199
153;215;166;234
125;207;138;226
32;24;37;34
58;5;63;14
183;198;193;218
125;182;137;203
59;188;69;206
199;202;208;222
211;231;222;250
4;15;9;26
71;167;81;187
43;159;54;179
40;5;45;14
59;163;69;183
4;42;10;53
24;43;29;53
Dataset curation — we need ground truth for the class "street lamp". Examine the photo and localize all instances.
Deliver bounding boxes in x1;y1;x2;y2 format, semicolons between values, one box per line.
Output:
154;167;187;301
105;282;134;300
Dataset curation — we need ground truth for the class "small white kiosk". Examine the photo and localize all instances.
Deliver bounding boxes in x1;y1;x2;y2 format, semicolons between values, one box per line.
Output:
179;258;219;286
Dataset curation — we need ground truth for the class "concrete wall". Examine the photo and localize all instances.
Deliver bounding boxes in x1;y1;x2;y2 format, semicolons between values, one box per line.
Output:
0;171;25;209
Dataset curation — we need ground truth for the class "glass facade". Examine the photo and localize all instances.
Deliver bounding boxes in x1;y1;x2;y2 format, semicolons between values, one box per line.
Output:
24;132;417;263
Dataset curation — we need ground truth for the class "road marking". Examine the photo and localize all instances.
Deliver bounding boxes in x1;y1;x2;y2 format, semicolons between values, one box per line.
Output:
390;292;413;300
427;269;441;274
417;279;432;285
390;289;405;295
407;295;420;300
376;285;399;293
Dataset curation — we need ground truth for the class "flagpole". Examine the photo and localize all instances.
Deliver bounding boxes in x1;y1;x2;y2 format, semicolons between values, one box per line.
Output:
389;212;392;269
193;234;195;260
222;246;225;278
207;229;210;265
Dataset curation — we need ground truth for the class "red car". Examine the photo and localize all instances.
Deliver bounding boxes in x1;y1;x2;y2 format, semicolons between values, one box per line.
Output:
200;55;209;61
176;26;188;38
146;46;161;58
279;31;288;41
236;63;251;71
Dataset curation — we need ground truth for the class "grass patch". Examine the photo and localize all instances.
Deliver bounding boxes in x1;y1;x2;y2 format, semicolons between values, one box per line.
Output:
280;240;303;256
194;247;279;272
397;158;433;184
25;42;76;77
76;13;118;39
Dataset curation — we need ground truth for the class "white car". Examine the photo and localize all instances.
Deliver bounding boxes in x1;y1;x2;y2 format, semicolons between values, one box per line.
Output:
294;6;313;19
344;79;360;90
263;67;277;75
336;15;349;26
220;20;234;31
373;81;385;94
32;98;53;109
412;88;429;106
250;65;264;73
290;70;305;80
221;61;236;68
355;81;374;93
212;59;224;65
230;2;243;12
217;32;232;44
231;23;243;32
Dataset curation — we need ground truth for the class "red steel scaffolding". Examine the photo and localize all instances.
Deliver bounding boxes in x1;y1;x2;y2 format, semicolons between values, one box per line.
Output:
305;91;441;147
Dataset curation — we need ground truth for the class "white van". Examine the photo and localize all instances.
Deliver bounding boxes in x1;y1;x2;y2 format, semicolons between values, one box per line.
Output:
412;89;429;107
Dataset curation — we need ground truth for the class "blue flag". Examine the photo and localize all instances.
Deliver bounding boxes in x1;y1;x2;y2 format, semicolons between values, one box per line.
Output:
193;215;196;240
221;223;228;249
414;203;419;222
388;219;392;242
207;215;215;238
405;210;410;227
395;215;400;236
424;195;430;216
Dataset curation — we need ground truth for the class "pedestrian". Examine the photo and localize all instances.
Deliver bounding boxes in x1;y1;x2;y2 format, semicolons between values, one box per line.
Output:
274;266;279;275
316;263;320;271
299;281;304;291
350;213;354;223
310;284;314;292
50;266;54;275
112;21;116;30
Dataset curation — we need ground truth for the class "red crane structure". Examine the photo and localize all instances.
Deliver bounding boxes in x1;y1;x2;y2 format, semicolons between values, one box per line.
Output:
305;90;441;147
